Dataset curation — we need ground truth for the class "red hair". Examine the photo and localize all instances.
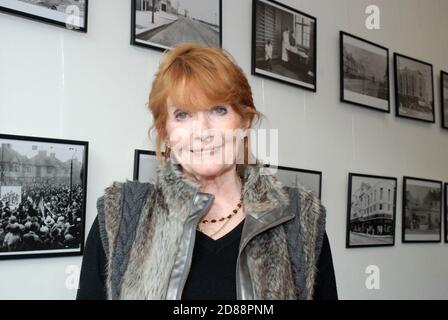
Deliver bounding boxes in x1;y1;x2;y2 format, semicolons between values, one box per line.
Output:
148;43;263;162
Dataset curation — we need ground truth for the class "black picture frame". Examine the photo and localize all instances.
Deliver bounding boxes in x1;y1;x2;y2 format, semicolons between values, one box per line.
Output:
393;53;435;123
263;164;322;199
0;0;88;32
402;176;442;243
340;31;390;113
131;0;222;51
251;0;317;92
441;71;448;129
133;149;162;183
346;173;397;248
0;133;88;260
445;183;447;243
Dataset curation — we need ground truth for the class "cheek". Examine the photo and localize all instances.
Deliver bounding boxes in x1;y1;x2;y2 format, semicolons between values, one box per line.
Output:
166;120;192;147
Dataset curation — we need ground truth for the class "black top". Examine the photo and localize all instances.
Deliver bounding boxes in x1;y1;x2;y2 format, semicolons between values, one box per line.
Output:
182;219;245;300
76;217;338;300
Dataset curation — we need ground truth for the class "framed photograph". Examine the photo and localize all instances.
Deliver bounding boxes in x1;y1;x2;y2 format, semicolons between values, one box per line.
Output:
252;0;317;91
444;182;447;243
133;149;161;183
441;71;448;129
131;0;222;51
264;164;322;199
394;53;435;123
346;173;397;248
0;133;88;260
402;177;442;243
340;31;390;113
0;0;88;32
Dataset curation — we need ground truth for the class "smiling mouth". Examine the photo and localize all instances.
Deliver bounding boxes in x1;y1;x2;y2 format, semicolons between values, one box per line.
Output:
190;146;222;153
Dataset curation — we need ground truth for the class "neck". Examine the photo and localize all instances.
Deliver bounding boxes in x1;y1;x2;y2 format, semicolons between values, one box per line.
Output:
183;165;243;198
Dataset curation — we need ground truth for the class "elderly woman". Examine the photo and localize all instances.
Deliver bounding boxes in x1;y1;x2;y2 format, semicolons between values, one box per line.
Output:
77;44;337;300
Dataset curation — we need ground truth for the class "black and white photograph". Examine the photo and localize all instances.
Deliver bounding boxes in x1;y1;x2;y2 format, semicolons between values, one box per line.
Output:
264;165;322;199
0;134;88;259
394;53;435;123
252;0;317;91
346;173;397;248
131;0;222;51
0;0;88;32
133;149;160;183
402;177;442;243
441;71;448;129
340;31;390;112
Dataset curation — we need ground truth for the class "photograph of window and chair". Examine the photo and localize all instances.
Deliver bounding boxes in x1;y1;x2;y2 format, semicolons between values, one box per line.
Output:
252;0;317;91
0;134;88;260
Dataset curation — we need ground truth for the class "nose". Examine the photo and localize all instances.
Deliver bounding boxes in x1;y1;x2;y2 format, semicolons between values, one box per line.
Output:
192;112;213;143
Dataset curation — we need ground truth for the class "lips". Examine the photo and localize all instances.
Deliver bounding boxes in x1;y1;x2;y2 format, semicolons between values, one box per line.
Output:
190;145;222;153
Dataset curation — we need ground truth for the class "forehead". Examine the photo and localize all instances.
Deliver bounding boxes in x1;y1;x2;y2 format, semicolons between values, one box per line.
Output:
166;78;227;112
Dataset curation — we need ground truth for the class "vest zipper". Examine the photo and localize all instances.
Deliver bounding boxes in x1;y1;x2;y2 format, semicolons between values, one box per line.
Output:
235;214;295;299
176;203;212;299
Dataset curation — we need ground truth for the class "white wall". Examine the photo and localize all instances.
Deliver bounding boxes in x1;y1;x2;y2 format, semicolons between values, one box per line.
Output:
0;0;447;300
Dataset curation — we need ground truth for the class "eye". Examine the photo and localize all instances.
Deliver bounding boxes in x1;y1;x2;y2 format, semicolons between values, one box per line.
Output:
174;110;191;121
211;106;228;115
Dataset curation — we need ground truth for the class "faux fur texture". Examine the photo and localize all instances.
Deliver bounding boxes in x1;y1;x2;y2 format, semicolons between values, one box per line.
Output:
97;159;326;300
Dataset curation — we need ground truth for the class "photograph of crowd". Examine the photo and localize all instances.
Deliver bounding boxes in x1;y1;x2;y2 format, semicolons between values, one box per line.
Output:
0;134;88;259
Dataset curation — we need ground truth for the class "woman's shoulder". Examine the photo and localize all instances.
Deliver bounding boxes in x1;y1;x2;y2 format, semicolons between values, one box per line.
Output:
95;180;155;254
97;180;155;206
282;183;326;220
96;180;155;226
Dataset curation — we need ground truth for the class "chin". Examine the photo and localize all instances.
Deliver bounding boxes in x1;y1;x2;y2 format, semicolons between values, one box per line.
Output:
185;162;230;178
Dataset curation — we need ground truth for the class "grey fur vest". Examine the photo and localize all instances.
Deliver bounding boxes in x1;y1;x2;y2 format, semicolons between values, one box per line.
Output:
96;160;326;300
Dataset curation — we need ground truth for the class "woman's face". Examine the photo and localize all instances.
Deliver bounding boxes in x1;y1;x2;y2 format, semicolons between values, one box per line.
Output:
165;93;248;179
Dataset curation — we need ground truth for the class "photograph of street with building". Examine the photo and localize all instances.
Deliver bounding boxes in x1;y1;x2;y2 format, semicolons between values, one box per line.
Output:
131;0;221;50
252;0;317;91
340;31;390;112
394;53;435;123
0;134;88;259
402;177;441;243
0;0;88;31
346;173;397;248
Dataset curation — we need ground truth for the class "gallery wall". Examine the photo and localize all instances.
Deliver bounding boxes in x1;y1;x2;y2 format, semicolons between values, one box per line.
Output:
0;0;447;299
